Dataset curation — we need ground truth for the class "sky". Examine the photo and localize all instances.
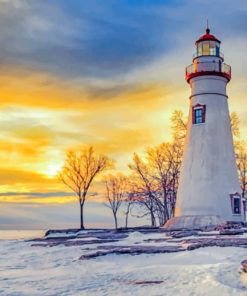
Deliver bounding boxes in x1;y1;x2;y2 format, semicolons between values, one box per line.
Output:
1;0;247;229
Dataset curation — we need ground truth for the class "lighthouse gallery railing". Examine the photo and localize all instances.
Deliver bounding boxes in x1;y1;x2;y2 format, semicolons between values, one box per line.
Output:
185;61;231;81
192;52;225;60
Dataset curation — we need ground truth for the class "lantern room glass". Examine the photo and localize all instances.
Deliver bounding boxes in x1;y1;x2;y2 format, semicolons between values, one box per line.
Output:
196;41;220;57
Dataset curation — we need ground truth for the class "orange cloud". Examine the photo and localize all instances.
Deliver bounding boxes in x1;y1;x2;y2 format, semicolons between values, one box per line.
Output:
0;168;54;186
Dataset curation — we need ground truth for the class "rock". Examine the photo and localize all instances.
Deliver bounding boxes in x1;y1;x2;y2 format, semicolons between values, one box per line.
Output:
79;245;185;260
132;280;164;285
241;260;247;272
45;228;82;236
219;229;244;235
187;243;202;251
170;230;198;238
184;237;247;250
45;226;165;237
143;238;168;243
31;238;120;247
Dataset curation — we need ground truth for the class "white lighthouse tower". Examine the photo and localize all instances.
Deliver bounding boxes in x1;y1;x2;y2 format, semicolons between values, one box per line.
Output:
165;27;244;230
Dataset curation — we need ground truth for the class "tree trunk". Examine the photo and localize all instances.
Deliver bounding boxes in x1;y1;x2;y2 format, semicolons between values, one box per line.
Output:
113;213;118;230
150;210;156;227
80;202;85;229
125;205;130;228
171;193;176;217
158;210;164;226
163;190;170;222
125;213;129;229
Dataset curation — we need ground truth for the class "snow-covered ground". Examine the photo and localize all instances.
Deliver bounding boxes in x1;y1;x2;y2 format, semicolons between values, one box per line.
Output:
0;229;247;296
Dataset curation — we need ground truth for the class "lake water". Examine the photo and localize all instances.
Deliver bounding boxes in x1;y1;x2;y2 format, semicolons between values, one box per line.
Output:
0;230;45;240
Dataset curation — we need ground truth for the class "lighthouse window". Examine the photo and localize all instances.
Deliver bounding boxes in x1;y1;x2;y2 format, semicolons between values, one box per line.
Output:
197;41;220;57
230;194;241;215
209;41;216;55
195;109;203;123
192;105;206;124
203;41;210;55
197;43;203;56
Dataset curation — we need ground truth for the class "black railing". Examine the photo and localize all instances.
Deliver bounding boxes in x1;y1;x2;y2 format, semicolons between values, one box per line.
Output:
185;61;231;81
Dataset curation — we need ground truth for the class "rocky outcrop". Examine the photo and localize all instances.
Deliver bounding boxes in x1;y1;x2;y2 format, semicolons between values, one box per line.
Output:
30;227;247;261
79;245;185;260
219;229;244;235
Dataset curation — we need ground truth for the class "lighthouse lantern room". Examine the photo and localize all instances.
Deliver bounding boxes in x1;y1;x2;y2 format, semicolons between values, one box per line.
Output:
165;27;245;230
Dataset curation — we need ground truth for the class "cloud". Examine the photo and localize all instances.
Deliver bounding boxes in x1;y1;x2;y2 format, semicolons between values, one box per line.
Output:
0;191;73;197
0;0;178;78
0;191;101;204
0;168;53;185
0;77;175;155
1;0;247;82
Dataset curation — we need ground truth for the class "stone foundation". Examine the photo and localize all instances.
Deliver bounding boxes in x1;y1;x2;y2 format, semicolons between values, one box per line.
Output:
163;215;226;231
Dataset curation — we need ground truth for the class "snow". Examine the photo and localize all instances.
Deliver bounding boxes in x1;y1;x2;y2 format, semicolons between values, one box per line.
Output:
0;230;247;295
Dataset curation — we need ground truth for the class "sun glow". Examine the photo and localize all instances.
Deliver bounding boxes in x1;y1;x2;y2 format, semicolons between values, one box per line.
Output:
45;164;63;178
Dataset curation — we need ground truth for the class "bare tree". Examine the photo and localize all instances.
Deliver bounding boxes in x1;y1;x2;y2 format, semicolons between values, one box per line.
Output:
230;112;247;199
235;141;247;200
128;111;186;227
60;147;113;229
147;140;183;224
128;154;158;227
104;174;127;229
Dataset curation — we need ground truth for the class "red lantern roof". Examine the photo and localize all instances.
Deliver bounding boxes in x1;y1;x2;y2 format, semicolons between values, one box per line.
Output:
195;28;221;44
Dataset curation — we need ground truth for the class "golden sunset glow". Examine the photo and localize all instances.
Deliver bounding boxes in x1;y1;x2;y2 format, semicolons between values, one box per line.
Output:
0;70;180;197
0;56;246;197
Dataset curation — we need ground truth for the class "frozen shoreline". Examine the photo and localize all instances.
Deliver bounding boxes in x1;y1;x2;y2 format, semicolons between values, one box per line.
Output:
1;228;247;295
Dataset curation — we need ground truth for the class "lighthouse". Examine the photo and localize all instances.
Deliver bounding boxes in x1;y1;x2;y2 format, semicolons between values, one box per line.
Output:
165;27;245;230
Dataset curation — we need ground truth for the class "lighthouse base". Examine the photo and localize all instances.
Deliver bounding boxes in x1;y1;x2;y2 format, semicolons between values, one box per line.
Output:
163;215;226;231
